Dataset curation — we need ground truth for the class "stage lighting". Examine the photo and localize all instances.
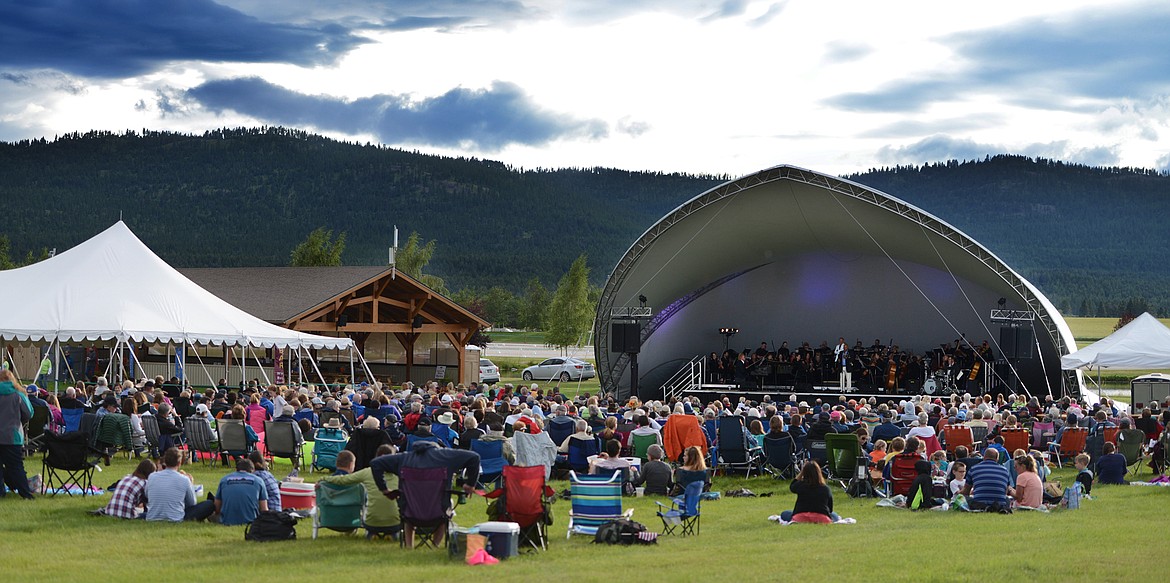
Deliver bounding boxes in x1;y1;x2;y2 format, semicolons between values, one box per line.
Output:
997;297;1007;308
638;294;648;306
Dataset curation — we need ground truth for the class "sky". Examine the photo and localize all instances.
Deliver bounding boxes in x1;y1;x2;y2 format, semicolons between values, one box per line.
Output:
2;0;1170;177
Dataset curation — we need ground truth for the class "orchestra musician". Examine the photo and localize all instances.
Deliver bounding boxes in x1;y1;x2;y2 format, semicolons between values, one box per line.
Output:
834;337;852;389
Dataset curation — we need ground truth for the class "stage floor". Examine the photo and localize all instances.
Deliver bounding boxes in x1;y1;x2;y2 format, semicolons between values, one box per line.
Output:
681;383;968;405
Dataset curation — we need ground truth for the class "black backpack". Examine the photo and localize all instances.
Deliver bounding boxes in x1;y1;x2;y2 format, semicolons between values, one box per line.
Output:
244;511;298;542
593;518;651;545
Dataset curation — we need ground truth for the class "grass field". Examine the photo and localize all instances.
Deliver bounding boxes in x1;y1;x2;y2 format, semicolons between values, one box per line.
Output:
5;452;1169;583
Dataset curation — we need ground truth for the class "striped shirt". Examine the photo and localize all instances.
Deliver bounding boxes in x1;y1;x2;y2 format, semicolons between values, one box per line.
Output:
144;469;197;522
966;460;1010;505
255;470;281;513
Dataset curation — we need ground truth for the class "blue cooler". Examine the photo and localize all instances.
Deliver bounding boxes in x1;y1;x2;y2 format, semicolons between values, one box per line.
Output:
477;521;520;559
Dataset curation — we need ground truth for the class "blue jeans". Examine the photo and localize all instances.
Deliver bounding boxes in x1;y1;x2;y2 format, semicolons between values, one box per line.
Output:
780;510;840;522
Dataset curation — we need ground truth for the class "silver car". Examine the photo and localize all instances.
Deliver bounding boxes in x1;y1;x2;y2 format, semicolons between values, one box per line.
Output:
479;358;500;385
521;357;596;382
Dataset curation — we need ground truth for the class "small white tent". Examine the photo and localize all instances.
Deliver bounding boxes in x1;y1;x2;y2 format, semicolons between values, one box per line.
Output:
0;221;351;351
1061;313;1170;370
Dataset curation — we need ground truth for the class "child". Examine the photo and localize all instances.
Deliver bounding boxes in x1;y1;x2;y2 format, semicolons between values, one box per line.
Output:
870;440;888;465
1073;453;1093;495
929;450;949;478
948;462;967;496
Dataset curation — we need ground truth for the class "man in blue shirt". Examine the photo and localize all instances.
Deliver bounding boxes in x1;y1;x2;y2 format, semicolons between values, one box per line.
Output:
871;412;902;442
214;458;268;526
962;448;1012;512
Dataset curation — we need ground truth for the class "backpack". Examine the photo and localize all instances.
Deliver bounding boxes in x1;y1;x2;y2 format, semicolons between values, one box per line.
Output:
593;518;654;545
244;511;298;542
846;475;878;498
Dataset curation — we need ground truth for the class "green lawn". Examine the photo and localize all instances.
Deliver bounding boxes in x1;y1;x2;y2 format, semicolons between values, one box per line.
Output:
5;453;1169;582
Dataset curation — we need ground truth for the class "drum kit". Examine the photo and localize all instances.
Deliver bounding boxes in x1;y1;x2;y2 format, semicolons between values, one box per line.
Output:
922;370;963;395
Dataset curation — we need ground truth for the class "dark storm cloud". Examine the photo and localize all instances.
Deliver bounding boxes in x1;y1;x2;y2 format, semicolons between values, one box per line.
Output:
826;5;1170;112
187;77;608;150
0;0;368;78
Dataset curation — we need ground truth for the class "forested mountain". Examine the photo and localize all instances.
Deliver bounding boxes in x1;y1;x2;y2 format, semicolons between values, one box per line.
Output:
0;128;1166;316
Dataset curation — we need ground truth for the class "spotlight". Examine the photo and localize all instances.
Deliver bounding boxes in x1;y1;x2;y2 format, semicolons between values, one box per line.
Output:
638;294;648;306
412;315;424;329
997;297;1007;308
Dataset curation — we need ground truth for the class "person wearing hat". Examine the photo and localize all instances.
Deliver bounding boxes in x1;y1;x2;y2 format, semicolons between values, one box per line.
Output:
431;411;458;447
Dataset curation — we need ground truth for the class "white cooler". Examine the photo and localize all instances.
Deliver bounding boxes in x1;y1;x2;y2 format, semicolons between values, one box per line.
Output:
476;521;520;559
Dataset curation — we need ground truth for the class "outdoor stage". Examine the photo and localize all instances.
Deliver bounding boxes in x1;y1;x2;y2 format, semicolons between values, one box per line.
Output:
680;382;982;406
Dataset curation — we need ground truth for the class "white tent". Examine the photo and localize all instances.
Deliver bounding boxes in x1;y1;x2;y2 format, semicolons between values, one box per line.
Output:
0;221;351;351
1061;312;1170;370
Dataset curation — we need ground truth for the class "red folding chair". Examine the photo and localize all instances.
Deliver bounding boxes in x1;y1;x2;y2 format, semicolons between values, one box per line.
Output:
484;465;556;551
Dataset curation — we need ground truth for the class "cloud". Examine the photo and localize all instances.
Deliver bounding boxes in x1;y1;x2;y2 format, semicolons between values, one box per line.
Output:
1156;153;1170;173
875;135;998;165
750;2;787;27
701;0;749;22
822;41;870;64
617;117;651;137
876;134;1122;167
860;115;1007;139
0;0;368;78
220;0;535;29
186;77;608;150
826;5;1170;113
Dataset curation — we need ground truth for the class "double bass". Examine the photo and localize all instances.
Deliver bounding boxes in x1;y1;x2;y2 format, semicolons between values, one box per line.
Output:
885;358;897;391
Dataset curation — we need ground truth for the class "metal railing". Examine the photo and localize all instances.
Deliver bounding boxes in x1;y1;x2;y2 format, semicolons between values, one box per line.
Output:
661;355;705;401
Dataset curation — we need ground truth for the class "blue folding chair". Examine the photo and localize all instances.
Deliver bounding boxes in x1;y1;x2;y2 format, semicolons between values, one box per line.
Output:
471;439;509;489
656;479;702;536
567;471;628;538
567;437;600;474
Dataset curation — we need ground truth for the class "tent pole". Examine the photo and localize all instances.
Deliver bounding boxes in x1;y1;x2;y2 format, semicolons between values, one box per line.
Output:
354;347;375;386
125;342;148;386
247;344;272;386
60;343;78;386
349;344;355;386
104;339;118;383
190;344;213;388
306;349;329;388
54;338;62;394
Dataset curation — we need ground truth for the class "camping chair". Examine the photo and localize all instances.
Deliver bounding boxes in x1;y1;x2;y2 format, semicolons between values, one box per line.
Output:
1000;428;1031;455
547;416;575;451
340;409;358;430
318;410;341;429
662;414;708;464
887;453;920;497
471;438;509;489
567;470;631;539
657;479;703;536
1031;421;1055;450
312;482;366;539
824;433;861;485
311;427;348;473
1053;427;1088;468
702;418;719;464
293;410;318;428
93;412;134;460
397;466;457;549
406;434;445;450
716;416;762;477
1103;426;1120;446
483;465;556;551
762;434;798;479
264;421;304;470
631;433;658;462
943;425;974;456
61;407;85;434
567;437;601;474
431;423;457;448
806;439;828;469
141;414;163;458
217;419;254;461
184;416;218;466
41;431;102;496
920;434;943;457
1117;428;1147;474
24;405;51;455
969;426;989;449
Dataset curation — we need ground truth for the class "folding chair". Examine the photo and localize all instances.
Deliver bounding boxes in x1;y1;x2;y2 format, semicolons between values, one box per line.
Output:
1117;428;1147;474
630;433;658;462
184;416;218;466
217;419;254;461
824;433;861;486
547;417;575;451
141;414;162;458
806;439;828;469
969;426;989;449
471;438;509;489
311;427;348;473
41;431;102;496
397;466;457;549
1000;428;1031;455
264;421;303;470
1031;421;1055;450
656;479;702;536
483;465;556;551
886;453;920;497
93;413;134;460
567;437;600;474
312;482;366;539
1053;427;1087;468
716;416;762;477
762;435;798;479
318;410;341;429
61;407;85;434
406;434;445;449
24;405;52;455
943;425;974;456
1102;426;1120;446
567;470;630;538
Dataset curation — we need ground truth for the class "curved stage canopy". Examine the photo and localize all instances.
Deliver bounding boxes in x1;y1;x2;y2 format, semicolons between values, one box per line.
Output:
595;165;1083;402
